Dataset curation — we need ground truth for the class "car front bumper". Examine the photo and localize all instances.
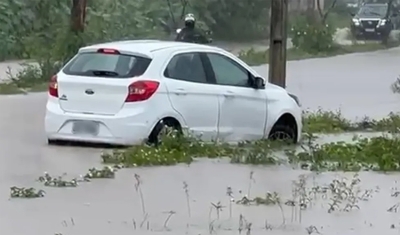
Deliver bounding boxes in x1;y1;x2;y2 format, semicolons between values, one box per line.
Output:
351;24;390;37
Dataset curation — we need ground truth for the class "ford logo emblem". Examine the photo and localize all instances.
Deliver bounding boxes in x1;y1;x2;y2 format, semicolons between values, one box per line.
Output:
85;89;94;95
368;21;372;24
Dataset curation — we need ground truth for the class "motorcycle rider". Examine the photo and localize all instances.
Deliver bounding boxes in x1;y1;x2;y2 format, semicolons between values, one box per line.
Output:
175;13;210;43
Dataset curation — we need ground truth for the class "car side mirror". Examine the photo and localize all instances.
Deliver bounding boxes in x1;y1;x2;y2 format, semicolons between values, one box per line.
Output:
350;13;355;17
254;76;265;89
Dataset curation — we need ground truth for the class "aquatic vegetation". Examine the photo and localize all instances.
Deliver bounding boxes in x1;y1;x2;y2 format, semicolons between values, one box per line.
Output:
10;186;45;198
287;135;400;172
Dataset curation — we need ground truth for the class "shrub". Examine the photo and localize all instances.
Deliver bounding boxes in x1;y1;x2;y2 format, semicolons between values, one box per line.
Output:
6;61;61;89
291;20;336;54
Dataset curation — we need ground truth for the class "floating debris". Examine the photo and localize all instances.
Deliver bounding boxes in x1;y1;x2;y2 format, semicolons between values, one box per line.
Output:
10;187;45;198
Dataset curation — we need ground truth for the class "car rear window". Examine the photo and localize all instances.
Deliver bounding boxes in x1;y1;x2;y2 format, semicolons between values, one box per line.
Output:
63;52;152;78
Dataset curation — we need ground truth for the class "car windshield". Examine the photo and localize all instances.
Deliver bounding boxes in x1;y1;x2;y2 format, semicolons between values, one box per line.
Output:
63;52;152;78
357;5;388;17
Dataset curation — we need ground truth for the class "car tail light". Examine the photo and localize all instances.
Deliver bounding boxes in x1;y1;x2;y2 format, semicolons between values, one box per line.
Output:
125;80;159;102
49;75;58;97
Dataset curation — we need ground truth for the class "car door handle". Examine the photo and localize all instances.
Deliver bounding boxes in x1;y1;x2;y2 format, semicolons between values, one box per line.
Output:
174;88;187;95
223;91;235;98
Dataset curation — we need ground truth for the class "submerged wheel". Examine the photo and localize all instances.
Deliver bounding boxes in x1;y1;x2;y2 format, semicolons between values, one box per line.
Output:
147;119;181;146
268;124;296;143
47;139;59;145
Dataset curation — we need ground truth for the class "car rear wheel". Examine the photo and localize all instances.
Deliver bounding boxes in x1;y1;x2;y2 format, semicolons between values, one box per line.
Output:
147;119;181;146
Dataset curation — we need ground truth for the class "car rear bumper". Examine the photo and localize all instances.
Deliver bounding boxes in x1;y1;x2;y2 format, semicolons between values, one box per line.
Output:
45;99;154;146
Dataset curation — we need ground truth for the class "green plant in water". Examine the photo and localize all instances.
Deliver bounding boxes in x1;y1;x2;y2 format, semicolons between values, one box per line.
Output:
84;166;118;179
37;172;80;187
226;186;234;218
10;186;45;198
183;181;191;219
98;111;400;171
237;191;281;206
373;113;400;133
325;174;365;213
288;136;400;171
303;109;400;133
101;127;286;167
302;109;354;133
305;226;321;235
238;214;252;235
162;210;176;230
210;201;224;219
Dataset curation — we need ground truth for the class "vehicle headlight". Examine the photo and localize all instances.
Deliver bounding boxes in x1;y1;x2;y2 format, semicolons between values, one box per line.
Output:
379;19;386;25
288;93;301;107
352;18;360;26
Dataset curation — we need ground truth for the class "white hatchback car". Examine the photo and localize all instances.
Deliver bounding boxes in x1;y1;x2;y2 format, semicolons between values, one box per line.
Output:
45;40;302;145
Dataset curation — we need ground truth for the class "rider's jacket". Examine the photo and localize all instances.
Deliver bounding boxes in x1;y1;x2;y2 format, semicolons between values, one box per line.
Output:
175;27;209;43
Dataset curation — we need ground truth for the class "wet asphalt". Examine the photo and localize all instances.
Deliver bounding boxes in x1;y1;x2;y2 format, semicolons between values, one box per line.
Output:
1;47;400;235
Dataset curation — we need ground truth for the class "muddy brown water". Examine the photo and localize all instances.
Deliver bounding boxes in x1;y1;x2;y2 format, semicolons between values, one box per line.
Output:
1;47;400;234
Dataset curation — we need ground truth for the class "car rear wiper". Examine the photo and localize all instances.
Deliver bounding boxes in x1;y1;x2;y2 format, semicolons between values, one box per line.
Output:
89;70;119;77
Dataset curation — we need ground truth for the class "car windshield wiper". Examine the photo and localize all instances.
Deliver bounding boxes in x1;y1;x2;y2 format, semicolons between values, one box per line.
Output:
89;70;119;77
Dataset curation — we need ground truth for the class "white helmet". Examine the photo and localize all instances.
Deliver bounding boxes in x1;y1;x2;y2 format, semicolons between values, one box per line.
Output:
184;13;195;23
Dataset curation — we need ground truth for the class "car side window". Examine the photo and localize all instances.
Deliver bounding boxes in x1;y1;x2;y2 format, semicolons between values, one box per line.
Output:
207;53;250;87
164;52;207;83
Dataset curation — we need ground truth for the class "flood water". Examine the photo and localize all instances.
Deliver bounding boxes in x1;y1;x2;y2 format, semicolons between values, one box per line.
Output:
2;144;400;235
0;45;400;234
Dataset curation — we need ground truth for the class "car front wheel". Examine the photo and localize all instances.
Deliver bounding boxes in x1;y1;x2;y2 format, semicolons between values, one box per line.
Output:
268;124;296;143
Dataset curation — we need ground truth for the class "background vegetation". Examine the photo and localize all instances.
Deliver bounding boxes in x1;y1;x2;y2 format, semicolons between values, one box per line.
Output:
0;0;271;62
0;0;358;62
0;0;395;93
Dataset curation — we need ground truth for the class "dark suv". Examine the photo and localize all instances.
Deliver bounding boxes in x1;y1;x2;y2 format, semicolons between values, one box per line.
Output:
350;3;399;40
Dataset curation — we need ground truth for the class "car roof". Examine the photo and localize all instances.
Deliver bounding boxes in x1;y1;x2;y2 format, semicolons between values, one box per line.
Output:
79;40;225;58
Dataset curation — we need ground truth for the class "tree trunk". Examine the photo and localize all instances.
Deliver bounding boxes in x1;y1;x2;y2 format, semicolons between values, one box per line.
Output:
70;0;87;33
305;0;317;23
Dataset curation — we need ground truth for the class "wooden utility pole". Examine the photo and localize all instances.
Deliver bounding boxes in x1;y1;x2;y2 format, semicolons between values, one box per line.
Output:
71;0;87;33
268;0;288;88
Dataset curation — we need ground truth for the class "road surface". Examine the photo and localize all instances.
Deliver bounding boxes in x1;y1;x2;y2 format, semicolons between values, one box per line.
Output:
0;47;400;235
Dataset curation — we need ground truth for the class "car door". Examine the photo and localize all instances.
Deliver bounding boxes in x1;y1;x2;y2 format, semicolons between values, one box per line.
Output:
162;52;219;141
204;52;267;142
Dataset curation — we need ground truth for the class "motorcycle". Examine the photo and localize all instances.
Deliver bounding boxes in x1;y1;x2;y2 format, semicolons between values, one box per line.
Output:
175;28;213;44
